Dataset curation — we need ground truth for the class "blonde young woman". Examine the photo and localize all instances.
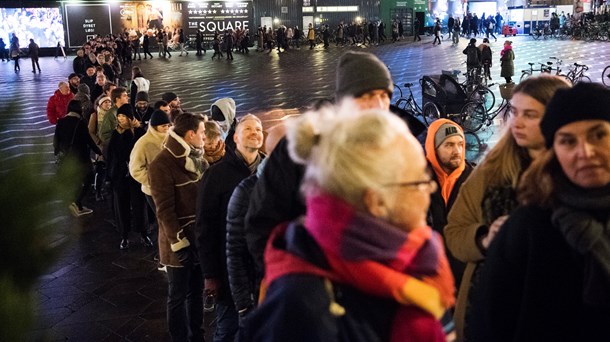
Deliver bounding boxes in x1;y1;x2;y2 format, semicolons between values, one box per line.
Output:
444;75;571;342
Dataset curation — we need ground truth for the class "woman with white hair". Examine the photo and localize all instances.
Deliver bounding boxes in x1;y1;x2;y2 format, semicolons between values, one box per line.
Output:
241;105;455;341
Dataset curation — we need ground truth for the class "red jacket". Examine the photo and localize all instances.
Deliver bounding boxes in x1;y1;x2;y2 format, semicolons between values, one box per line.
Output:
46;90;74;125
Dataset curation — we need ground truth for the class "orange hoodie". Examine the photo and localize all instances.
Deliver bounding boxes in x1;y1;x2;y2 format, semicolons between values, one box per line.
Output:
425;119;466;205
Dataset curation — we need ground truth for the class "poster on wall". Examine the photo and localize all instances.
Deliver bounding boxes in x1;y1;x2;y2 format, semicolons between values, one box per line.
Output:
65;3;112;47
0;8;65;48
111;1;183;37
185;1;252;41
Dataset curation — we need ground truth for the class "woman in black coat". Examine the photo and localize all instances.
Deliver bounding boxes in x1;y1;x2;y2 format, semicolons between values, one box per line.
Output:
471;83;610;342
106;104;147;250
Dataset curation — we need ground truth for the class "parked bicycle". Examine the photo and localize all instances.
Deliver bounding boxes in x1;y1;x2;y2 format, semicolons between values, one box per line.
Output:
459;68;496;113
565;62;591;84
602;64;610;87
393;82;440;126
520;61;552;82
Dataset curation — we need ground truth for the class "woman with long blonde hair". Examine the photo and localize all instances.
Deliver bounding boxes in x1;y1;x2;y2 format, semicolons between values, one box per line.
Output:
443;75;570;341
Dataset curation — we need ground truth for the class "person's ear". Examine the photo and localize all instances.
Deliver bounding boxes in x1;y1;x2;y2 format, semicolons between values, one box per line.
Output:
363;188;388;218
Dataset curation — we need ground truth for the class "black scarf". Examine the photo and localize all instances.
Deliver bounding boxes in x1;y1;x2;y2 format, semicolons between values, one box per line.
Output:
551;174;610;308
235;149;261;174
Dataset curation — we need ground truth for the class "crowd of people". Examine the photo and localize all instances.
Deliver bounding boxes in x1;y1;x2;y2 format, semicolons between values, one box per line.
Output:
45;34;610;341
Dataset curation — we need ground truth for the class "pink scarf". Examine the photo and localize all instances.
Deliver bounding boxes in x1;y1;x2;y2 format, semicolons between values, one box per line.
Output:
500;44;512;57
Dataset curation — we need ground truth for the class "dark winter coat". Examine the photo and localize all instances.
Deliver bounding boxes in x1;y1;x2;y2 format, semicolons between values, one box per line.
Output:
245;137;306;273
240;223;399;342
54;113;102;164
73;56;86;75
470;205;610;341
428;161;474;286
28;42;39;59
106;127;144;184
197;149;263;299
80;75;96;93
500;48;515;78
226;173;259;313
464;45;482;68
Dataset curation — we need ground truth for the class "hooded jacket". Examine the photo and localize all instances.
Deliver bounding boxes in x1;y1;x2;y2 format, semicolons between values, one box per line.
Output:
425;119;473;286
425;119;470;206
210;98;237;151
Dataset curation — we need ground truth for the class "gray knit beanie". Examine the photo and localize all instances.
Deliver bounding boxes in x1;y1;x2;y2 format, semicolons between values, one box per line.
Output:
335;51;393;100
77;83;90;95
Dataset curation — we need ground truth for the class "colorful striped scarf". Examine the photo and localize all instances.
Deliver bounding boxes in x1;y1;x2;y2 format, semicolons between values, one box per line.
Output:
264;192;455;341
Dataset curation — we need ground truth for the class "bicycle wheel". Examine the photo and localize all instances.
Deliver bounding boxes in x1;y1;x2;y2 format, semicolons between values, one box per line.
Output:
520;71;531;82
460;102;487;132
468;86;496;113
565;71;575;84
602;66;610;87
422;102;441;126
464;131;486;160
395;98;408;111
575;75;591;84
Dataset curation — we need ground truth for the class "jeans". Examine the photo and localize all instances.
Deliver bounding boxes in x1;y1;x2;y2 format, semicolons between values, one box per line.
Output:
166;265;204;342
214;297;238;342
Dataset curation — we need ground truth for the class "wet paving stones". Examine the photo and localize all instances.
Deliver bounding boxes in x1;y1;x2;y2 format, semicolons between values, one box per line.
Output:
2;34;608;340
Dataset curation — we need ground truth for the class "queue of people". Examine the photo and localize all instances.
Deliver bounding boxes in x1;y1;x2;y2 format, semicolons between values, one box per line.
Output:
48;42;610;342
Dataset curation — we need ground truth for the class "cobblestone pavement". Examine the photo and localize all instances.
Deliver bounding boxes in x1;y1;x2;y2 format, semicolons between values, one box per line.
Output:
1;34;608;340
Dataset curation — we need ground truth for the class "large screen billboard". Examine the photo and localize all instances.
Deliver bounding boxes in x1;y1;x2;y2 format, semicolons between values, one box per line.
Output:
65;3;112;48
0;8;65;48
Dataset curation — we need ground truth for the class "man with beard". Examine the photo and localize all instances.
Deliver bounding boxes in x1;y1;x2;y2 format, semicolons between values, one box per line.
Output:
162;92;182;114
133;91;154;129
68;73;81;94
424;119;473;286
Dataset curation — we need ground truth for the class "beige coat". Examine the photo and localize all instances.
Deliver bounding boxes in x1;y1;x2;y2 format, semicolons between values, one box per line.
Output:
129;126;167;196
444;166;489;342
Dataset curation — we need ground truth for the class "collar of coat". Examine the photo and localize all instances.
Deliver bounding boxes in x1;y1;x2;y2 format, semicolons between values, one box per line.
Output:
164;129;201;176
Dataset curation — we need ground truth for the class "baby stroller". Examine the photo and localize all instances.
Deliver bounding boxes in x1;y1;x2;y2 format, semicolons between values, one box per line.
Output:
420;74;486;132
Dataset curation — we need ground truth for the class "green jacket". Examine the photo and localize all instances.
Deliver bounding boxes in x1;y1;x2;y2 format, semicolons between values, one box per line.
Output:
98;106;117;145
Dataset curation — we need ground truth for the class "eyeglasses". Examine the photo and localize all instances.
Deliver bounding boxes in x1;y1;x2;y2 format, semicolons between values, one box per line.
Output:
382;178;437;192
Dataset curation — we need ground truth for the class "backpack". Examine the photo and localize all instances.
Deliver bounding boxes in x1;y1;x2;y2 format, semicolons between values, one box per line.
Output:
481;46;492;63
466;46;480;65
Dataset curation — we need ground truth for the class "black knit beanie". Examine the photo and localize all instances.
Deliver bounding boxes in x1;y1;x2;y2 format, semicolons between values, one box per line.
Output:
161;92;178;103
67;100;83;115
541;82;610;148
136;91;149;103
117;103;134;120
335;51;393;100
150;109;170;127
